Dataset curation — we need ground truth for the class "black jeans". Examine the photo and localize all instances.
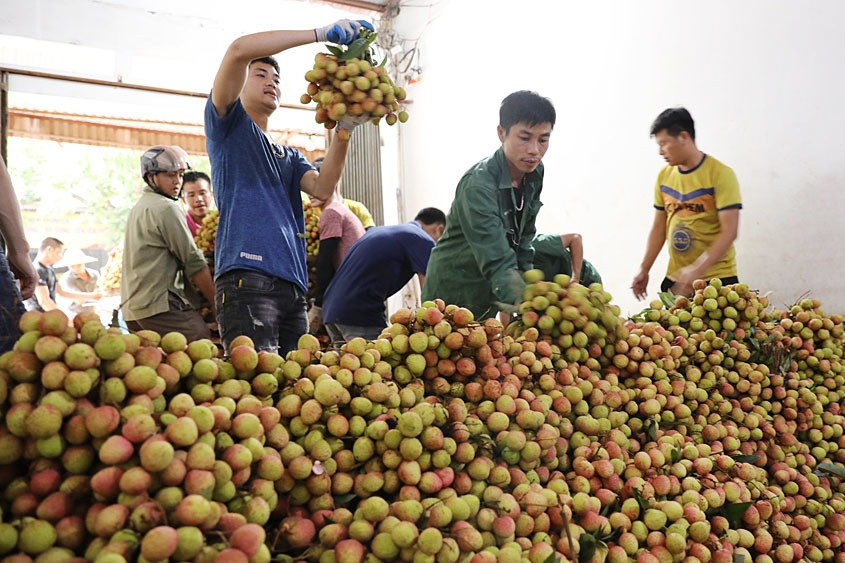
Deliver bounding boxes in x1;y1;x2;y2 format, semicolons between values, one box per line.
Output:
215;269;307;356
661;276;739;292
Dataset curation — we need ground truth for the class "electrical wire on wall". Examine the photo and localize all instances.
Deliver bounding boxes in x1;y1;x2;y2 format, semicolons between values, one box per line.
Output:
372;0;441;90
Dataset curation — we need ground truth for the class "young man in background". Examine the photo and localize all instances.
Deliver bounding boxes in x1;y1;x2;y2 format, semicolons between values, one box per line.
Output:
25;238;101;314
182;170;213;237
632;107;741;299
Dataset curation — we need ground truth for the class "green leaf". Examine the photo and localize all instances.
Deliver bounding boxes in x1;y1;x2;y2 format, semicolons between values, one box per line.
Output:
628;306;654;323
296;232;307;238
670;444;682;463
379;54;388;67
578;532;597;563
476;434;497;449
659;420;691;428
644;418;658;442
326;45;343;57
632;487;649;512
731;454;761;464
721;501;753;528
659;291;676;309
542;554;561;563
334;493;358;506
816;463;845;480
339;32;378;62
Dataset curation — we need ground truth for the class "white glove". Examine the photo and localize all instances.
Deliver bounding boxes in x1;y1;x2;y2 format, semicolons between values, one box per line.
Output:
308;305;323;334
493;301;520;314
315;19;374;45
338;113;372;132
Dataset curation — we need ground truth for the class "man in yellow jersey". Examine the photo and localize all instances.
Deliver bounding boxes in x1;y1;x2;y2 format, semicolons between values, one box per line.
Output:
632;107;741;299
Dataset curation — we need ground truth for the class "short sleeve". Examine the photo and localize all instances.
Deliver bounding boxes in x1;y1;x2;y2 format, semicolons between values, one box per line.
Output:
408;234;435;275
204;94;244;142
653;173;665;210
35;264;49;287
715;167;742;210
291;149;316;193
319;207;344;240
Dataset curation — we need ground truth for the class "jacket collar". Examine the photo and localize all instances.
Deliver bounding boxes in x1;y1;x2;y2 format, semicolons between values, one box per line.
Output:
492;147;543;191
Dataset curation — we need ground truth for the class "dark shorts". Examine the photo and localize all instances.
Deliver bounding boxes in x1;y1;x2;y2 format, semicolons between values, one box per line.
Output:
660;276;739;293
215;269;307;356
126;292;210;344
0;248;25;353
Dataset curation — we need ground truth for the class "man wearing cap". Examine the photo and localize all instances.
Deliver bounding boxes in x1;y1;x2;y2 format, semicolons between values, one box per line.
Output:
25;237;101;313
58;248;102;317
121;145;215;343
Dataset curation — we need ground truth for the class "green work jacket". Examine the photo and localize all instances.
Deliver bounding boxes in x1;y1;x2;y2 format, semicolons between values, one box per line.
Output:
532;233;603;286
422;148;543;319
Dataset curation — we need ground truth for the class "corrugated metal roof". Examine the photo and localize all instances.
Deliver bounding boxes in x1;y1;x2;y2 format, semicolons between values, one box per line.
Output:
8;107;327;160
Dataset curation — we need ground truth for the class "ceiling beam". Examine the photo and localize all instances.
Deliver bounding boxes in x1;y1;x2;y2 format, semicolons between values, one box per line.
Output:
313;0;388;14
0;65;313;113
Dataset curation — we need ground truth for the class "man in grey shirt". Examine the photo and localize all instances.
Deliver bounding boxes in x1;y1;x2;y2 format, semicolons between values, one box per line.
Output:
121;145;215;342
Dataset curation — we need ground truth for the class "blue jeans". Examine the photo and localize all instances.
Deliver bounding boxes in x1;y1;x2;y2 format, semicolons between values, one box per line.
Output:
325;322;385;344
215;269;307;356
0;248;24;353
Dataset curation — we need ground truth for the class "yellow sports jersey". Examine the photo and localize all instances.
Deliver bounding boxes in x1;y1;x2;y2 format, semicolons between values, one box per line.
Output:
343;199;376;229
653;154;741;280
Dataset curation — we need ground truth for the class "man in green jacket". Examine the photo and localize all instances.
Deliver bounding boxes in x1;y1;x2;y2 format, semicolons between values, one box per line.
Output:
532;233;603;287
422;90;556;320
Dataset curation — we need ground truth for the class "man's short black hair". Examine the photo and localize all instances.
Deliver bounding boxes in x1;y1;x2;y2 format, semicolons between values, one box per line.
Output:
40;237;63;251
651;107;696;141
250;56;280;75
499;91;556;134
414;207;446;226
183;171;211;184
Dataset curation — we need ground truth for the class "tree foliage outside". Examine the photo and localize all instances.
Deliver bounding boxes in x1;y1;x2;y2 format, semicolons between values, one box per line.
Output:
7;137;211;250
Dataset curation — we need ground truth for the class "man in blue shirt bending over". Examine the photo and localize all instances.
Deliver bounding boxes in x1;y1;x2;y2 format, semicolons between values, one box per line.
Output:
322;208;446;342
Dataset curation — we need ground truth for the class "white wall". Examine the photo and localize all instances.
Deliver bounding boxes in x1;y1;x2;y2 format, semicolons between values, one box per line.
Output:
395;0;845;316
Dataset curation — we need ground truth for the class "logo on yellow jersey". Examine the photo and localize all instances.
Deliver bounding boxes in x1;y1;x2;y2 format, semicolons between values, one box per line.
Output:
671;223;693;253
661;186;716;217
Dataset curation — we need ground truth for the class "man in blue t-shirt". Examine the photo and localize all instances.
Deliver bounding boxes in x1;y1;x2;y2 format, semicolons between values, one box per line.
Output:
205;19;373;355
322;208;446;342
